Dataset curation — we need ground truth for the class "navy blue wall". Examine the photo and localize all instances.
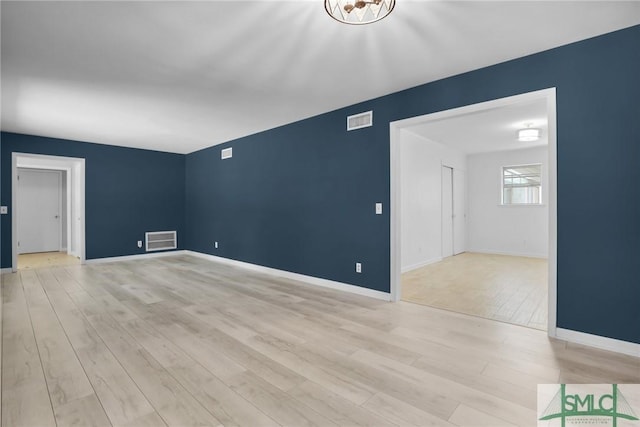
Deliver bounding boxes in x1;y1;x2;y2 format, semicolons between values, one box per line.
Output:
185;113;389;291
186;25;640;344
1;132;185;267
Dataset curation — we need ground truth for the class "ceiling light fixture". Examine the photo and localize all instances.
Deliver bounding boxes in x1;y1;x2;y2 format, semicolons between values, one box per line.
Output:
517;123;541;142
325;0;395;25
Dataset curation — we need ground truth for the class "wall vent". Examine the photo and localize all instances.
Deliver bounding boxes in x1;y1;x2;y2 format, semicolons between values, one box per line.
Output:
221;147;233;159
145;231;177;252
347;111;373;131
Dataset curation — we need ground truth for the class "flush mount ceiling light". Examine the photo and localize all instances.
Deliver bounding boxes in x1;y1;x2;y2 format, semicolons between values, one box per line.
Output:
517;123;541;142
325;0;395;25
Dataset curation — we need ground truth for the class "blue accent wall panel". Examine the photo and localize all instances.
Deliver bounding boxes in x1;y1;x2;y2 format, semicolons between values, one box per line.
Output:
185;113;390;292
186;25;640;344
1;132;185;266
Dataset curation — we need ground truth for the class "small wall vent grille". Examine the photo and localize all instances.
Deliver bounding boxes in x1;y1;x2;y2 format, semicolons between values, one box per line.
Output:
221;147;233;159
347;111;373;131
145;231;177;252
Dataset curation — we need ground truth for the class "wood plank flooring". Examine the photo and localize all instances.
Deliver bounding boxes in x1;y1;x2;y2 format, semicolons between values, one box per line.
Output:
17;252;81;270
402;253;548;330
2;255;638;426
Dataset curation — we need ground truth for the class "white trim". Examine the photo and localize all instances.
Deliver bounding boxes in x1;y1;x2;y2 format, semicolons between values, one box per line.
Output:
389;88;558;334
186;250;391;301
401;257;443;274
545;90;558;338
556;328;640;358
84;250;186;265
466;250;548;259
389;123;402;302
0;268;13;274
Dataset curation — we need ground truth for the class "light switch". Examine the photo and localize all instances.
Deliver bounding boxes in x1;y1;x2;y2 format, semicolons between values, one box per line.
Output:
0;206;7;214
375;203;383;215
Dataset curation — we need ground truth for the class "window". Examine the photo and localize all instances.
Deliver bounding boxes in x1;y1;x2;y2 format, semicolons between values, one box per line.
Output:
502;164;542;205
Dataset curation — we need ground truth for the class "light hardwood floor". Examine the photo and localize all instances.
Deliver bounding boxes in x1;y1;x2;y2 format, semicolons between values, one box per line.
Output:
402;253;548;330
17;252;81;270
2;255;638;427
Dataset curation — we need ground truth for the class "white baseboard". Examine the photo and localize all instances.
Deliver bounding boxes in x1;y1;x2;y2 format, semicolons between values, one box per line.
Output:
401;257;442;273
468;249;548;259
185;250;391;302
85;250;187;265
0;268;13;274
555;328;640;358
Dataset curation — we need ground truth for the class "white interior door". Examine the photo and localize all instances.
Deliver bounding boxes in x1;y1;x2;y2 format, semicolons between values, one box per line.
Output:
17;169;62;254
442;166;454;258
453;168;466;255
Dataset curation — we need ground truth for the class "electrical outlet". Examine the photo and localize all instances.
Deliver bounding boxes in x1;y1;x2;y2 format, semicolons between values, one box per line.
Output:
0;206;7;214
375;203;383;214
355;262;362;273
214;241;218;249
137;240;143;248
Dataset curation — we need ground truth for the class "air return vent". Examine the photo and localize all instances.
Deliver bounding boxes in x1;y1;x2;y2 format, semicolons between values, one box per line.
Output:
221;147;233;159
145;231;177;252
347;111;373;131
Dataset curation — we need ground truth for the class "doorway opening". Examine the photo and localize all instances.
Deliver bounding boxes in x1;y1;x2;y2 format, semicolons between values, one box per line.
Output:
12;153;86;271
390;88;557;336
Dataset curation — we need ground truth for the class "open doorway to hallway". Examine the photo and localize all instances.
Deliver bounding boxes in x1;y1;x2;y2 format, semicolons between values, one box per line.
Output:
16;167;81;270
12;153;86;271
390;89;556;333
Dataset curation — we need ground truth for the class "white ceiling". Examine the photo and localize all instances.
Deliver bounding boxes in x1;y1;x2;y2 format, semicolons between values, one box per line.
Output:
404;97;548;154
2;1;639;154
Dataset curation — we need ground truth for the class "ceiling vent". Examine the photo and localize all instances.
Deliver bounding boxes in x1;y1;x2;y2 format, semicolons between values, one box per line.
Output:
221;147;233;159
347;111;373;131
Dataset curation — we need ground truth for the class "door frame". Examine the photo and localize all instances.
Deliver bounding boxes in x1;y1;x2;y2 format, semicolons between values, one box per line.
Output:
12;153;86;272
389;87;558;337
441;165;454;259
16;168;63;254
452;167;466;256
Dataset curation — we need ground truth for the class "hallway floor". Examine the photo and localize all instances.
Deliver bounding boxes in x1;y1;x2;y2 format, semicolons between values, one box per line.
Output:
402;252;548;330
18;251;81;270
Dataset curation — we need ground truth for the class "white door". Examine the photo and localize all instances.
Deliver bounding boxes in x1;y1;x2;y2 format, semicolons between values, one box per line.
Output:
453;168;466;255
17;169;62;254
441;166;454;258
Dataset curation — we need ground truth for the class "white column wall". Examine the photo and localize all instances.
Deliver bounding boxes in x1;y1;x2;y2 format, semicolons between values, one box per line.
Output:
400;129;466;272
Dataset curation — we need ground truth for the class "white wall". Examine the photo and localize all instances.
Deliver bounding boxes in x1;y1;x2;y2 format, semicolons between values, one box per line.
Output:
467;146;548;258
400;129;466;272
